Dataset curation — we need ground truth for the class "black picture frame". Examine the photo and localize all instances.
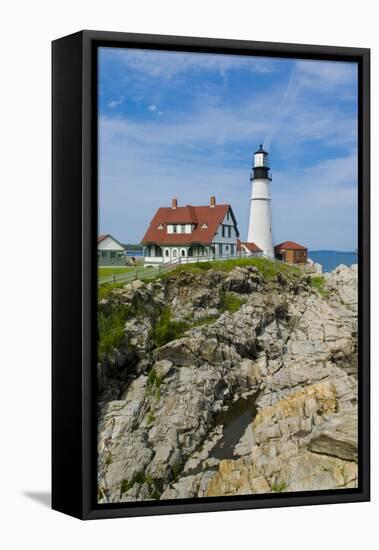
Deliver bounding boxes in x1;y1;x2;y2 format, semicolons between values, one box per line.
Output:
52;30;370;520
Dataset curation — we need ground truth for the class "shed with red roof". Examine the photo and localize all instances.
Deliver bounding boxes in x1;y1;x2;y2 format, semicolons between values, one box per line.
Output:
274;241;308;264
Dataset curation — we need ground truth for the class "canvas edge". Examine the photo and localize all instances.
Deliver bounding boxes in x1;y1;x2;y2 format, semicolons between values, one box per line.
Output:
51;30;370;520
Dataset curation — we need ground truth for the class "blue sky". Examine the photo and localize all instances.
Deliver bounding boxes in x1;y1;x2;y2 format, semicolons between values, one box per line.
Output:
98;47;358;250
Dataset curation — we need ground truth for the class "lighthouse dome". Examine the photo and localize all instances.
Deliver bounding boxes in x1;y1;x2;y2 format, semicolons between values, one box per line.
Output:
254;144;268;155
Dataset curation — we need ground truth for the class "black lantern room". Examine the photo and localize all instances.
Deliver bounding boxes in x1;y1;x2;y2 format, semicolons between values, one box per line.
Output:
250;144;271;181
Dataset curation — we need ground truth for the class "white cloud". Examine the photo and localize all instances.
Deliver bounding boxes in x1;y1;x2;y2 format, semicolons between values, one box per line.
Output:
108;96;124;109
295;59;357;88
263;60;357;149
101;48;279;80
147;104;158;112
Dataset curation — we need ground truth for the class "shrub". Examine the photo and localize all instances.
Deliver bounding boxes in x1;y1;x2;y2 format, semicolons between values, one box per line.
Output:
310;276;329;297
219;290;244;313
150;307;189;347
192;315;219;327
98;282;124;301
275;303;289;320
120;478;132;495
120;471;148;496
146;411;155;425
98;305;130;360
271;480;288;493
147;367;161;388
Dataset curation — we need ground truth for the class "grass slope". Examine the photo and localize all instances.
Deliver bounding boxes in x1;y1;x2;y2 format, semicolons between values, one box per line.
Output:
161;257;300;280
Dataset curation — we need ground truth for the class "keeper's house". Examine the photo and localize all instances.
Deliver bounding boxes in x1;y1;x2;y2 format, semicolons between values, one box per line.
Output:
141;196;239;265
97;234;126;266
274;241;308;264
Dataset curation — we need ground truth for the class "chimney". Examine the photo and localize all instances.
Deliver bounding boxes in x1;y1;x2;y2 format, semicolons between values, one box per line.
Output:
210;196;216;208
172;198;177;210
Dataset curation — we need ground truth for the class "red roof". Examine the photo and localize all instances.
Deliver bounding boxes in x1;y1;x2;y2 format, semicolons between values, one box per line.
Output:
240;241;263;253
274;241;307;251
142;204;238;245
98;234;108;243
237;239;262;252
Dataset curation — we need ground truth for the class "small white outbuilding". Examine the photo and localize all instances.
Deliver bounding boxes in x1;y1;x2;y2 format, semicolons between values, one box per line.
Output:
97;234;126;266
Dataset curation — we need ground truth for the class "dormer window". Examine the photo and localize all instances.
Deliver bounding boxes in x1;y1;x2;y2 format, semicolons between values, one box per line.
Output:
173;225;177;233
157;223;164;230
201;223;208;229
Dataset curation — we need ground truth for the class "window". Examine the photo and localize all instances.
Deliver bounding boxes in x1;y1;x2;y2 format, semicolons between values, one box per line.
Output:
181;249;186;257
101;251;107;258
173;225;177;233
201;223;208;229
110;251;116;258
226;210;230;220
230;244;234;255
157;224;163;230
228;226;231;238
255;153;264;167
226;245;229;252
172;249;178;258
165;249;169;257
222;225;225;238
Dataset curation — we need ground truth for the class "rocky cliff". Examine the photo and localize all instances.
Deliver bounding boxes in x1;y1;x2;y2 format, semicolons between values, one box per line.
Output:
97;260;358;503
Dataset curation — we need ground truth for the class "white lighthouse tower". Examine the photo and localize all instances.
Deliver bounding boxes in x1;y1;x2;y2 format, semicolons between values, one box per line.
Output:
247;145;274;258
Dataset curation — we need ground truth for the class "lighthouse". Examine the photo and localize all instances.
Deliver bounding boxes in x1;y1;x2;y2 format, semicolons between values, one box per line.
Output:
247;145;274;258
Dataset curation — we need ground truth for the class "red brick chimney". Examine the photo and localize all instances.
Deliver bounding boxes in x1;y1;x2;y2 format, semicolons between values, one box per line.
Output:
172;198;178;209
210;196;216;208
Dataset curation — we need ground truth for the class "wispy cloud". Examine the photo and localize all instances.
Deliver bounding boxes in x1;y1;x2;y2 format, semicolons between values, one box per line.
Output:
107;95;124;109
100;47;279;80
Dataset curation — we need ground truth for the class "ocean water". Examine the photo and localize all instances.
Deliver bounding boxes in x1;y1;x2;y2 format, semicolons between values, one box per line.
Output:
309;250;358;273
126;250;143;257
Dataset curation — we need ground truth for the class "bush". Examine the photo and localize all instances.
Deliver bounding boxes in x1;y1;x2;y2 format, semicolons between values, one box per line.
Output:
271;480;288;493
150;307;189;347
98;282;124;301
310;276;329;297
192;315;219;327
219;290;244;313
146;411;155;425
98;306;130;360
275;303;289;320
120;471;148;496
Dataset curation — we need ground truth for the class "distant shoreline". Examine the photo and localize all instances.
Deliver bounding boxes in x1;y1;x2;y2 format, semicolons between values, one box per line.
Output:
309;250;357;273
309;250;357;254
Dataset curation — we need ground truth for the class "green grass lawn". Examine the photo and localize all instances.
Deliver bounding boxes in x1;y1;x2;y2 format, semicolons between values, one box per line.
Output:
98;266;135;279
98;265;160;288
161;257;301;280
